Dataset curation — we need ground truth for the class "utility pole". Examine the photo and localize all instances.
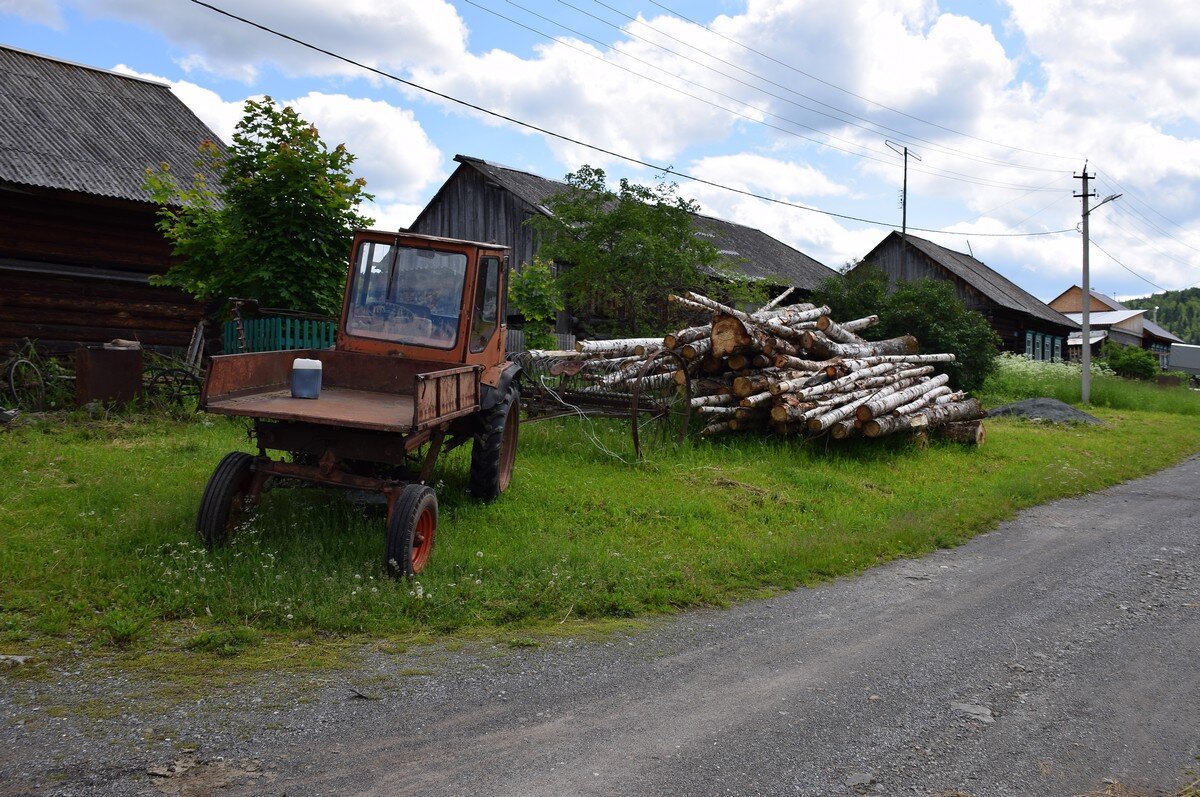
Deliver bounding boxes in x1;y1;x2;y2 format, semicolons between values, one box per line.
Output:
1075;164;1095;403
1074;162;1120;404
886;141;921;279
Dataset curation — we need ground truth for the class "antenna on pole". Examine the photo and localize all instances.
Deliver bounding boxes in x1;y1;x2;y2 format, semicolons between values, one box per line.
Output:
886;141;921;280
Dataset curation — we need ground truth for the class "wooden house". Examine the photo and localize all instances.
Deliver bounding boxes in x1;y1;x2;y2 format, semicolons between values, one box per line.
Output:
410;155;835;293
853;232;1078;360
0;45;223;352
1048;286;1183;367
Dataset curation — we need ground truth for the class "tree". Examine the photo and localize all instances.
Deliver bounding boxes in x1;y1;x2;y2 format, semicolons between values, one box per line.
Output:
813;268;1000;392
508;256;564;350
145;97;373;317
526;165;756;336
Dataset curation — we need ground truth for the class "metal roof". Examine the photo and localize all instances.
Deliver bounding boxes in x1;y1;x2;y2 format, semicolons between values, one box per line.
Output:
0;45;223;204
447;155;836;289
870;232;1078;329
1064;309;1144;326
1068;330;1109;345
1088;289;1184;344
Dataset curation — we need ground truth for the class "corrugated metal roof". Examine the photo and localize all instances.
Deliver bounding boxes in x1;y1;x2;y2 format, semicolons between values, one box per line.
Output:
1064;309;1144;326
871;232;1078;329
452;155;836;289
1068;331;1109;345
0;45;223;204
1088;289;1184;343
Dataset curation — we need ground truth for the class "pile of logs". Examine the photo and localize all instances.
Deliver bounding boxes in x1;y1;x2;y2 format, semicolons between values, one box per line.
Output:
528;288;986;446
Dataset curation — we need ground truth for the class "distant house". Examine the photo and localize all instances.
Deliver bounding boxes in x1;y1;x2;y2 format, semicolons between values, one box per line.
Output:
852;231;1078;360
409;155;836;313
0;45;223;352
1047;286;1183;368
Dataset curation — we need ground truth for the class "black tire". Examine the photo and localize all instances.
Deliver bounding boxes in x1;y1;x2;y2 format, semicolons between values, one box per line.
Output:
196;452;256;549
385;484;437;578
468;385;519;500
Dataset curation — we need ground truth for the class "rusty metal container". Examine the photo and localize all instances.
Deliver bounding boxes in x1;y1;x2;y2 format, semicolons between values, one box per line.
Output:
75;344;143;405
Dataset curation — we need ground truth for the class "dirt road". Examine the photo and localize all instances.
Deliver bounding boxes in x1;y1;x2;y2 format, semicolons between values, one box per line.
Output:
4;457;1198;796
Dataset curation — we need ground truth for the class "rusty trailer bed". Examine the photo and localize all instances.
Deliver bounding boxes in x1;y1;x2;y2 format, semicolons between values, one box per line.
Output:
205;386;418;433
201;349;481;434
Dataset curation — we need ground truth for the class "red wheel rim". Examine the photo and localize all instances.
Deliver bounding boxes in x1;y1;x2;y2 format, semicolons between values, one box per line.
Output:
411;506;435;573
497;403;519;493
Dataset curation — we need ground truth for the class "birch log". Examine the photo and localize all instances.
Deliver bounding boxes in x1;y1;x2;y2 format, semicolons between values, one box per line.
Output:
855;374;950;421
862;398;985;438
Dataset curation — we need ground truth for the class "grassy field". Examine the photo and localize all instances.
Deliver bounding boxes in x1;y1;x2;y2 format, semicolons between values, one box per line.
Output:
3;378;1199;665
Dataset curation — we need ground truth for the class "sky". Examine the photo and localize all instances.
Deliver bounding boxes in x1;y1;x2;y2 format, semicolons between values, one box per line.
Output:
4;0;1200;304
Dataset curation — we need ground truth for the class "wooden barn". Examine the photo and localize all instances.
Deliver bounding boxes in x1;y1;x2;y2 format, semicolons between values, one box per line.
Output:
0;45;222;353
410;155;835;291
854;231;1078;359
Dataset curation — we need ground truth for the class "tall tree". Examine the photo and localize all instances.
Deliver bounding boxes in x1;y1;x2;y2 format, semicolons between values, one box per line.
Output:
526;166;754;335
145;97;374;317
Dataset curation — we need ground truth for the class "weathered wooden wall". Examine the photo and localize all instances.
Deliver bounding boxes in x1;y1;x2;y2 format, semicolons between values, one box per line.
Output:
0;187;203;352
409;166;538;267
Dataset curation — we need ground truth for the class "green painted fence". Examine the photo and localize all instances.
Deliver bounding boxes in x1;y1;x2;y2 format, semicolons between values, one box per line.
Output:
223;317;337;353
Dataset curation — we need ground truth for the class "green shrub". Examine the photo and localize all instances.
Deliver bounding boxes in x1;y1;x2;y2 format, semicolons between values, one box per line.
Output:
1100;341;1159;380
509;256;563;350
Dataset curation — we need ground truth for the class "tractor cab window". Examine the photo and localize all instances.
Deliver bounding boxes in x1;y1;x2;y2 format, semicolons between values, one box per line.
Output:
345;241;467;349
469;256;502;353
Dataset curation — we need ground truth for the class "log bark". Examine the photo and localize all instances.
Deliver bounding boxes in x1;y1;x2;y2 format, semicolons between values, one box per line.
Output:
576;337;662;355
855;374;950;422
663;324;710;350
741;391;775;408
891;385;951;416
815;315;865;344
774;361;899;398
733;371;777;398
826;335;921;359
935;420;986;446
712;313;773;357
840;315;879;333
757;287;795;312
830;419;859;439
700;420;735;436
696;405;738;417
863;398;984;438
690;393;736;409
680;337;712;361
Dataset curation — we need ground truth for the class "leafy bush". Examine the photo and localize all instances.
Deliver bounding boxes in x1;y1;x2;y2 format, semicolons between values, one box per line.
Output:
812;267;1000;392
509;256;563;350
145;98;373;317
1099;341;1159;380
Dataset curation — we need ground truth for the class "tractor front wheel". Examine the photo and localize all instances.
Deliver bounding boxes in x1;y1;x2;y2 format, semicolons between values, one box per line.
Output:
385;484;437;578
468;385;518;500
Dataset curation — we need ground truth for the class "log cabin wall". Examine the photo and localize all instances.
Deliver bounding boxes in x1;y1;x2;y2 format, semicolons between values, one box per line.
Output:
0;186;202;352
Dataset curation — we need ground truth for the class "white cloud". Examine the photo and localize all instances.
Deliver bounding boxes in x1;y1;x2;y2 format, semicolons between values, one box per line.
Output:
77;0;467;81
111;67;444;211
689;154;848;198
1;0;62;28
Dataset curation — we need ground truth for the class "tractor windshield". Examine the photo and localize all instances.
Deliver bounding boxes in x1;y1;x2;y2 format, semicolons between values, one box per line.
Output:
344;241;468;349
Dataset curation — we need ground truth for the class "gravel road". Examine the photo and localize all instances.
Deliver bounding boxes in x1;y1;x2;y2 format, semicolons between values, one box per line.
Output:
3;456;1198;797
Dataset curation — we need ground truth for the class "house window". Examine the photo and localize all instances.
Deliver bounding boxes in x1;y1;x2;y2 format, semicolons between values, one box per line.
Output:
1025;330;1034;358
1053;337;1063;362
1034;333;1043;361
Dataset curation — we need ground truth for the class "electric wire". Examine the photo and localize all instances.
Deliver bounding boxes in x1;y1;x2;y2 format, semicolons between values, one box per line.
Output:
1090;238;1178;293
185;0;1076;238
645;0;1081;163
573;0;1070;175
479;0;1062;192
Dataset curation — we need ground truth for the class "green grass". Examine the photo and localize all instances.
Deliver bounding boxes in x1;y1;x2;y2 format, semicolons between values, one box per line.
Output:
2;402;1199;666
980;352;1200;414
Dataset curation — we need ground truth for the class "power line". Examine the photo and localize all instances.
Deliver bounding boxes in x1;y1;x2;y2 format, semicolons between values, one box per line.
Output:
645;0;1081;163
1094;173;1200;256
185;0;1075;238
575;0;1070;175
475;0;1062;192
1089;241;1200;297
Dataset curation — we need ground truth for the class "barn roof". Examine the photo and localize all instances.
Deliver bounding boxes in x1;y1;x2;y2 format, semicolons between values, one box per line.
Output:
444;155;835;289
0;45;222;204
867;232;1078;329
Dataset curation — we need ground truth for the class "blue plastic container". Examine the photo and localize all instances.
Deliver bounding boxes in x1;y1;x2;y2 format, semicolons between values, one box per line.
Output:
291;358;322;399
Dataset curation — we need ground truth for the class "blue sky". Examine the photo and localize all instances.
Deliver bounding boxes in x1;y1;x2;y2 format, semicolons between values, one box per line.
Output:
5;0;1200;304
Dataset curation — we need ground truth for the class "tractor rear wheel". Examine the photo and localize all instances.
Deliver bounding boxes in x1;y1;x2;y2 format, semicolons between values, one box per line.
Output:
196;452;256;548
385;484;437;578
468;385;518;500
